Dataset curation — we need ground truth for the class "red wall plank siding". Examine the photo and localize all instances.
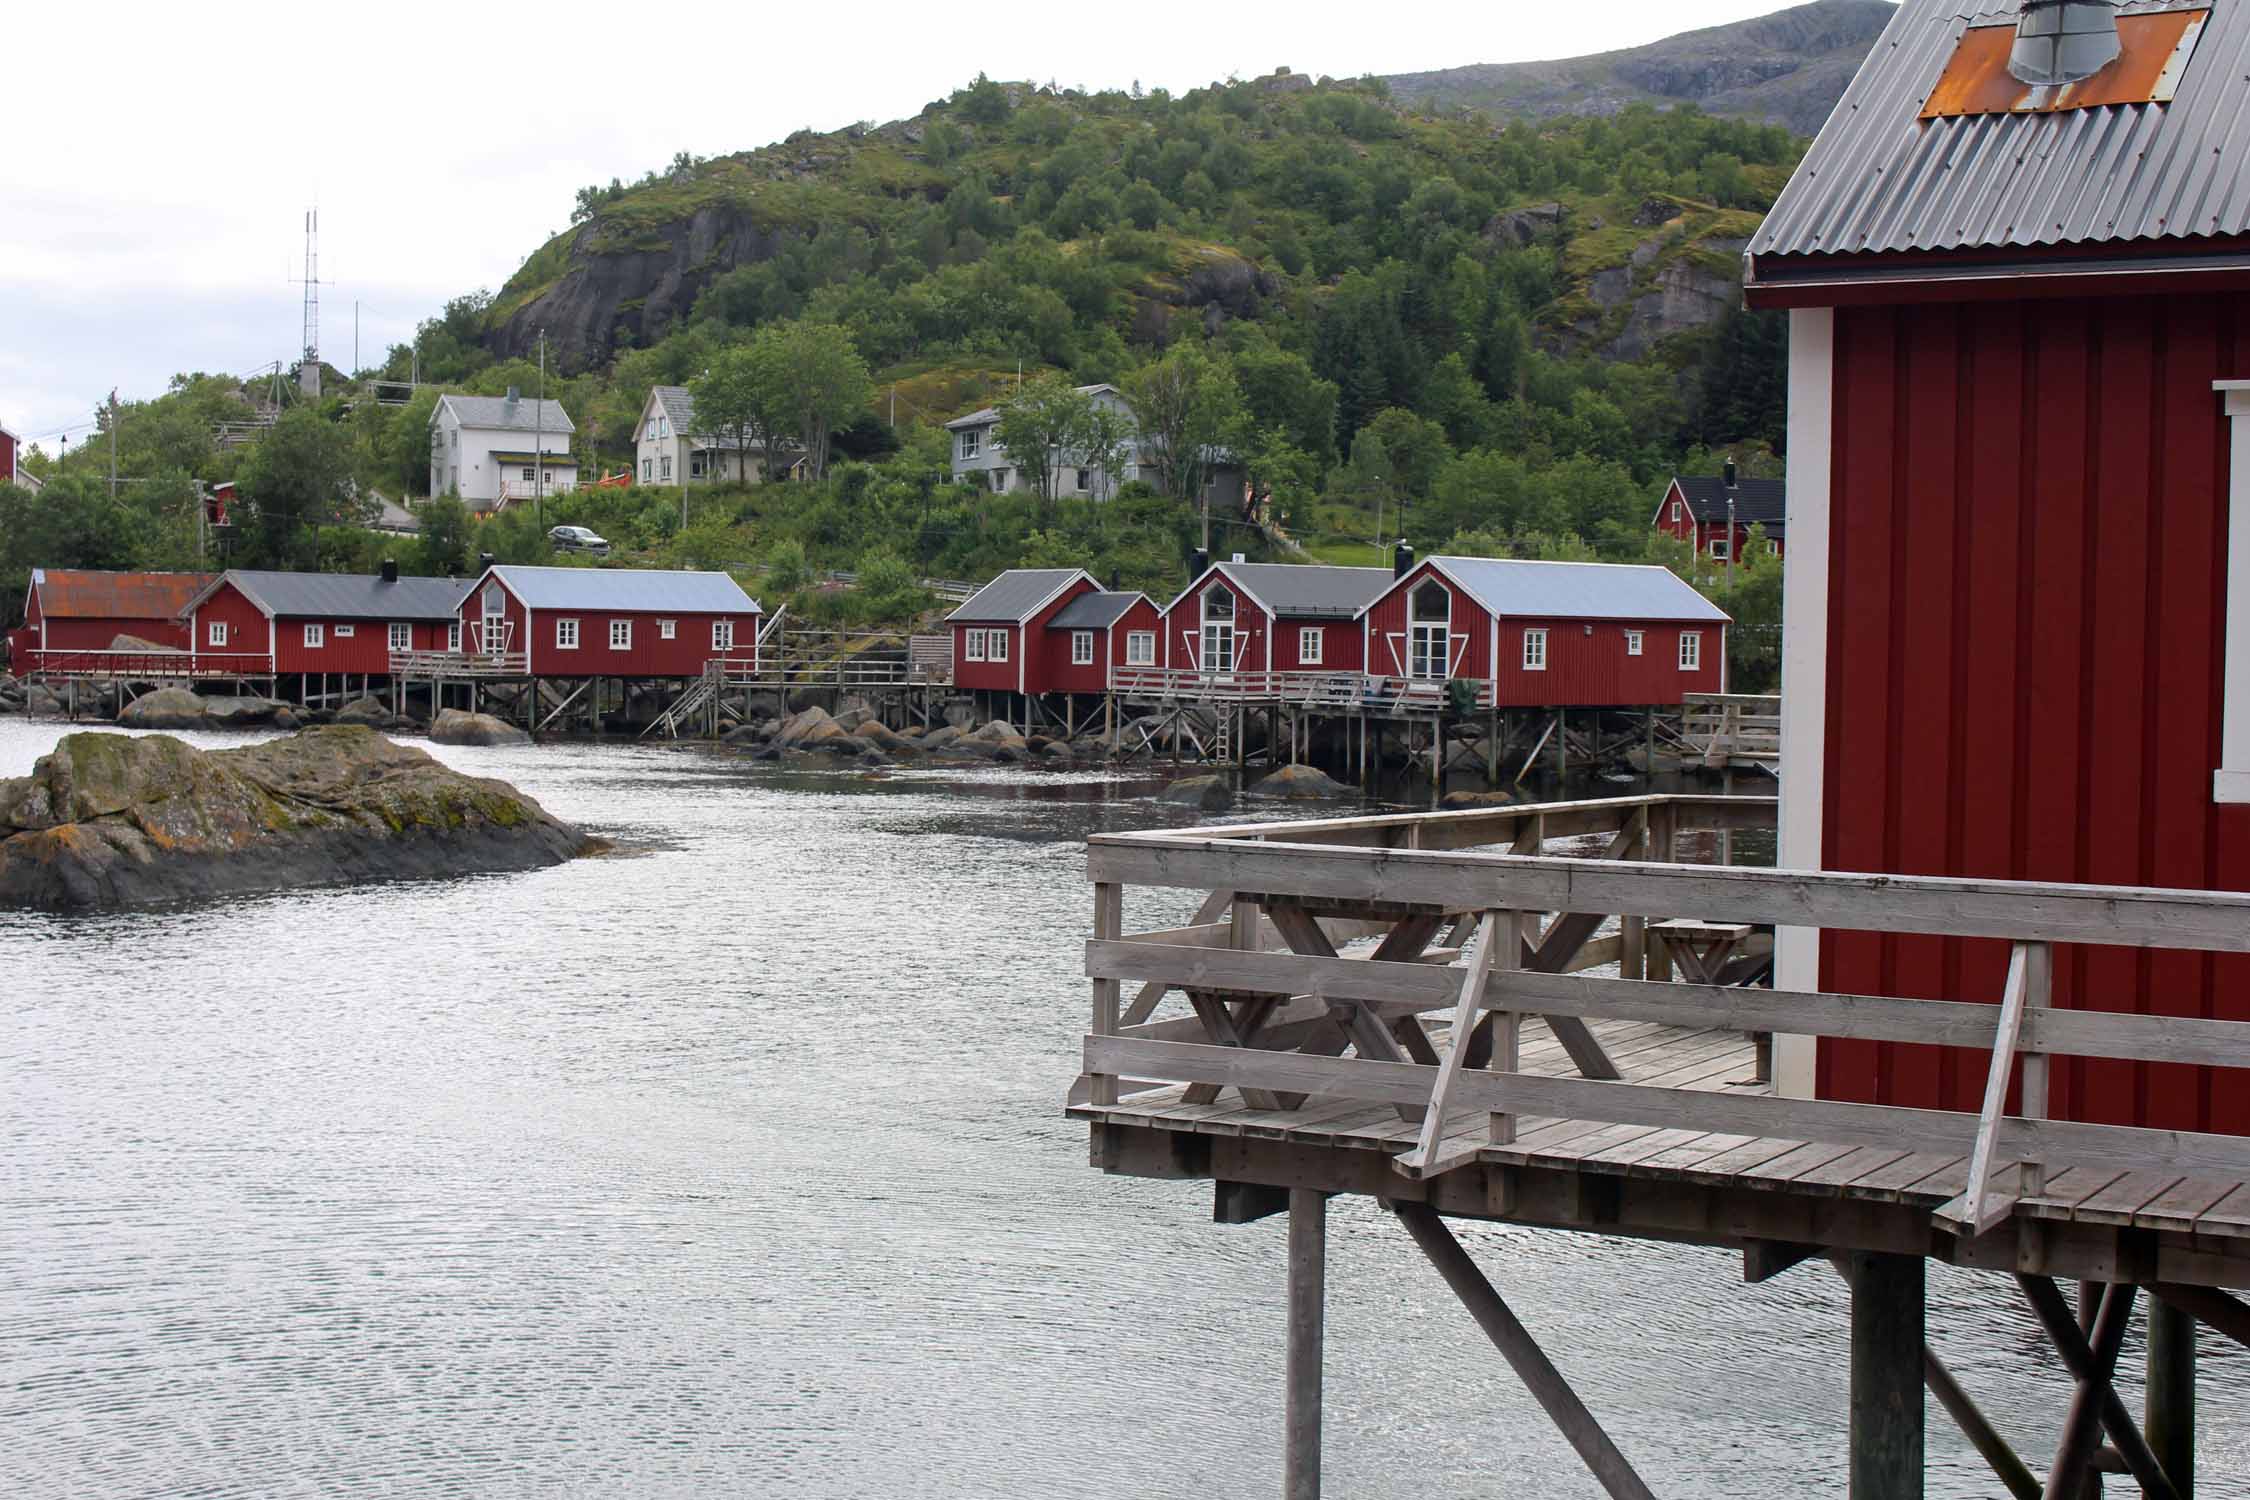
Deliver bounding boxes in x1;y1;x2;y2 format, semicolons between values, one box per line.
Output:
1045;625;1112;694
1163;573;1269;673
35;616;196;652
460;578;755;677
1017;578;1097;692
1817;292;2250;1132
1492;620;1722;707
952;622;1020;691
1362;561;1493;684
1109;599;1162;677
191;584;275;665
1271;617;1363;673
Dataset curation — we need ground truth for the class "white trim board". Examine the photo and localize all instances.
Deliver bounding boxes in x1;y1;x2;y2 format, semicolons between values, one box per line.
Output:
2219;382;2250;804
1774;308;1835;1100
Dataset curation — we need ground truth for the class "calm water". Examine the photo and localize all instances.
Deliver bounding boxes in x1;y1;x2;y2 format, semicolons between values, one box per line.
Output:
1;719;2240;1497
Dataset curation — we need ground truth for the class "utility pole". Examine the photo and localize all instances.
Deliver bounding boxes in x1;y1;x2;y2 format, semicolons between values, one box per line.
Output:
108;390;119;499
534;329;547;534
354;301;360;379
1723;456;1739;591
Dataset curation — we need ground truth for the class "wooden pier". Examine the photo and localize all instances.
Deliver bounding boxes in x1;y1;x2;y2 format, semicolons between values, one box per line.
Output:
1071;793;2245;1497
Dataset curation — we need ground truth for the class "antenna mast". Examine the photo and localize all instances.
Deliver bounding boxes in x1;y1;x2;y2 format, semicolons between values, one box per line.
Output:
296;209;326;398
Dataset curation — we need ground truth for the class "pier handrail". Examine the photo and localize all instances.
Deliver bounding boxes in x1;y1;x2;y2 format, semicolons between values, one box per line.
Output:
1079;797;2250;1237
22;648;274;679
1110;666;1487;709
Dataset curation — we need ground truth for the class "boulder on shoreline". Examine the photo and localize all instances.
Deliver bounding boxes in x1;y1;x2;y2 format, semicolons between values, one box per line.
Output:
1250;763;1351;800
429;708;531;747
1160;774;1233;812
0;727;588;911
115;687;212;729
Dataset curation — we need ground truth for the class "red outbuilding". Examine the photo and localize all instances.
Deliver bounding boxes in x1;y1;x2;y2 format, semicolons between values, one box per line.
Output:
1653;475;1785;562
946;568;1100;694
1747;0;2250;1131
10;568;214;670
456;564;761;677
1042;591;1163;694
1158;561;1391;676
1357;555;1728;706
181;566;475;677
0;421;18;489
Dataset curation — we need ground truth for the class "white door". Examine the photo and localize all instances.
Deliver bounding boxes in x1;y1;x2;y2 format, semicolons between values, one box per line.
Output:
1202;622;1234;675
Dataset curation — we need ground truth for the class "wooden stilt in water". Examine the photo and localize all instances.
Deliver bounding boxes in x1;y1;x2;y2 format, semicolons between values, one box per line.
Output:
2146;1298;2195;1500
1285;1188;1324;1500
1847;1251;1924;1500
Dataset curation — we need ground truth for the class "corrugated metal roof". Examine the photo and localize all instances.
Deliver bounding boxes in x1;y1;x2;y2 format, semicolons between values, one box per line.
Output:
32;568;214;619
1049;591;1145;628
1749;0;2250;271
489;565;760;614
946;568;1092;622
1408;557;1731;624
219;570;476;621
436;393;577;435
1217;562;1395;618
1670;476;1787;526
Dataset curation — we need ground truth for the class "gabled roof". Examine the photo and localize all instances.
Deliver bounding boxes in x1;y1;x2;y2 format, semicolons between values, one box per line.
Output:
189;570;475;621
1049;590;1148;629
1662;476;1787;529
1373;557;1731;624
481;565;760;614
32;569;215;619
434;393;576;435
650;384;696;432
1162;561;1394;620
1748;0;2250;289
946;568;1094;623
944;384;1121;429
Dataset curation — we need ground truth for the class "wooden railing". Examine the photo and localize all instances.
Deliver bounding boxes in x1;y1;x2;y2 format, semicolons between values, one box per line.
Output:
1077;795;2250;1236
1682;692;1780;765
22;648;273;679
390;649;528;678
1110;666;1492;709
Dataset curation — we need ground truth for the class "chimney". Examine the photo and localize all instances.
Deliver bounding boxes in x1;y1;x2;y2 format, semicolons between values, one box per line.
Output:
380;558;399;584
1723;457;1738;492
1393;541;1415;579
478;552;496;572
1190;547;1209;580
2009;0;2120;87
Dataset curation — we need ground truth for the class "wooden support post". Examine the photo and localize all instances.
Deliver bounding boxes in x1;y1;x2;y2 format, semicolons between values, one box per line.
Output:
1285;1188;1324;1500
2145;1298;2196;1500
2018;1278;2180;1500
1090;882;1123;1109
1555;708;1567;783
1391;1203;1657;1500
1846;1251;1925;1500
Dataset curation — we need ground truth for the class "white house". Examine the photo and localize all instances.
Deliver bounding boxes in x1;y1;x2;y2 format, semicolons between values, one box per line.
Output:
429;391;578;509
944;382;1243;505
631;386;775;488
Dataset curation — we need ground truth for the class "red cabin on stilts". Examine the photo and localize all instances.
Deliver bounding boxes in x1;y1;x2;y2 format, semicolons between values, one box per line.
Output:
1158;561;1391;677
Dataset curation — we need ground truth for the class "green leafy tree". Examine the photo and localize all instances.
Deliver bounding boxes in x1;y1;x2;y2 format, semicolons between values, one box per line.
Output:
994;374;1094;506
412;496;475;577
238;407;365;569
1121;345;1244;518
750;320;872;483
765;537;810;592
853;546;926;622
690;346;785;483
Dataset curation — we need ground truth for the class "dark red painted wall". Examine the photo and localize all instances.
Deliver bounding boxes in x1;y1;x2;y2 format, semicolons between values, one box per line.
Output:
1493;619;1722;707
1163;571;1269;673
1363;561;1493;684
1817;292;2250;1134
190;584;274;665
952;575;1096;692
460;578;757;676
1271;617;1363;673
952;621;1020;691
0;430;16;486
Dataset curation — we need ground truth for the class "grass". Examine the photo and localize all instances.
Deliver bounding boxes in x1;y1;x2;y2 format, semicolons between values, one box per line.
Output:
1300;538;1387;567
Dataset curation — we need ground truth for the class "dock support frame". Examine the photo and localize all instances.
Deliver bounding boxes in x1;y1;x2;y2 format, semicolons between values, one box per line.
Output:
1285;1188;1324;1500
1847;1250;1925;1500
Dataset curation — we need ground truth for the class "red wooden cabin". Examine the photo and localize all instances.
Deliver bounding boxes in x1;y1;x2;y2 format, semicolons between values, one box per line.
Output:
457;565;761;677
1043;592;1162;694
1158;561;1391;676
1653;475;1785;562
11;568;212;668
946;569;1099;694
1358;555;1728;706
181;566;475;676
0;422;19;489
1748;0;2250;1129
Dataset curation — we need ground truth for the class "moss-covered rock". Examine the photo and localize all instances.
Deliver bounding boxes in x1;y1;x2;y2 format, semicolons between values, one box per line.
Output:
0;727;586;911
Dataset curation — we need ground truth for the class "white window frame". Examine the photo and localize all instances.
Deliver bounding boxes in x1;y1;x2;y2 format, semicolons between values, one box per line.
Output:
1125;630;1155;666
303;623;324;648
610;619;632;650
964;628;986;662
1671;500;1684;523
334;624;354;638
660;455;673;482
207;620;226;647
712;619;735;652
988;628;1010;663
1679;632;1702;672
1298;626;1323;666
1071;630;1094;665
959;429;980;460
1523;627;1548;672
640;458;651;481
660;619;677;640
1625;630;1644;657
388;623;410;653
2218;381;2250;801
1768;539;1782;556
1709;537;1731;560
447;622;462;653
522;465;536;482
1076;468;1092;493
556;618;580;650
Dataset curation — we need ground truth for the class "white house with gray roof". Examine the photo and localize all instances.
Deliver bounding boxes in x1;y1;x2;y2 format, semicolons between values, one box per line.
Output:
944;383;1246;505
430;391;578;509
631;385;775;489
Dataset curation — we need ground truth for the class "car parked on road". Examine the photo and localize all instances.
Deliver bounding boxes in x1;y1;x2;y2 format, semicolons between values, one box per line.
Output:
548;525;610;556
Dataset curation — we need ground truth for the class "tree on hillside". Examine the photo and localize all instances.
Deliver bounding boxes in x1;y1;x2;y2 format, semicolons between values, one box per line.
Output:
994;375;1089;506
1122;345;1243;529
413;496;475;578
0;476;153;629
238;407;366;569
748;321;871;484
690;346;785;484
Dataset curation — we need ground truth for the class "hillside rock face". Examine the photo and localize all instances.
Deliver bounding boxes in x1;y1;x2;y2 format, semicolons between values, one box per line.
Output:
1381;0;1895;137
0;727;587;910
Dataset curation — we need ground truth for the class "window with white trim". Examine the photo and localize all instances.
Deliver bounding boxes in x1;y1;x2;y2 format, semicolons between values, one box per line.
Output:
1125;630;1155;666
389;623;410;653
610;619;632;650
1523;628;1548;671
1768;539;1781;555
207;620;226;647
1709;538;1731;560
556;618;580;650
964;628;986;662
1679;632;1702;671
660;619;677;640
1071;630;1094;665
1625;630;1644;656
1671;500;1683;523
712;620;735;652
303;623;324;648
522;466;536;482
2218;381;2250;802
640;458;651;481
958;429;980;460
447;622;462;652
1299;626;1323;665
988;628;1009;663
334;625;354;638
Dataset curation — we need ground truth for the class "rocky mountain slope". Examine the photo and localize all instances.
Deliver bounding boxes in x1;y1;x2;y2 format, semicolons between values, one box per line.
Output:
1382;0;1896;137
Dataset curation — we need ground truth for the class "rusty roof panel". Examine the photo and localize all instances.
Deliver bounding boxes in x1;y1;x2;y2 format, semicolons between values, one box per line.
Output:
32;568;214;620
1750;0;2250;269
1921;9;2208;118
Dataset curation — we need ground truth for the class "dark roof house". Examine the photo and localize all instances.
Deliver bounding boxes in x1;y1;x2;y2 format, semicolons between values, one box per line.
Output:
476;565;760;614
1659;476;1787;530
1366;557;1731;624
1163;561;1394;619
947;568;1097;623
184;569;475;621
1049;591;1148;629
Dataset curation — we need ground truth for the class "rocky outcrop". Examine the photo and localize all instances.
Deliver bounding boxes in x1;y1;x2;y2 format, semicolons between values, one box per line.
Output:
429;709;531;747
1161;775;1233;812
0;727;587;911
1440;789;1517;809
1250;764;1351;800
116;689;287;730
1483;202;1566;248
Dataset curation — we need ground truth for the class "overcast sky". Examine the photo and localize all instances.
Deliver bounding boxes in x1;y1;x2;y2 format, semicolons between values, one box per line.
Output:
0;0;1803;451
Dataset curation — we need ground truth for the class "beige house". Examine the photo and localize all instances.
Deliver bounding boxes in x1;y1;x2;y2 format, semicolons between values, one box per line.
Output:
633;386;797;488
